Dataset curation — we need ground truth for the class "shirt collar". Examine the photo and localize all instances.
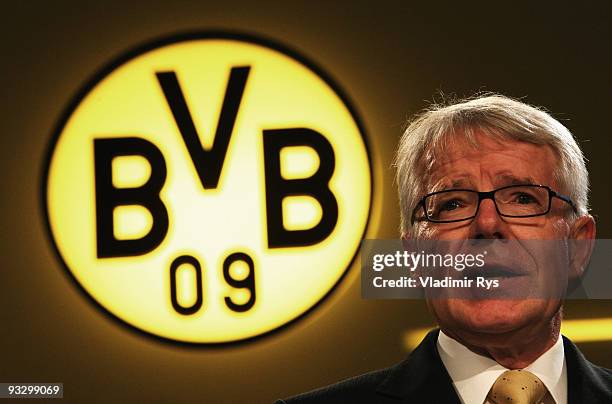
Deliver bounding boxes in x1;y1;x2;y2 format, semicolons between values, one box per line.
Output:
524;334;567;404
437;330;567;404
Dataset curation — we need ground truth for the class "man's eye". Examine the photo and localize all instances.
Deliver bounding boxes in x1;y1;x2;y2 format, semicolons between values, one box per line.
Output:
440;200;462;211
515;193;536;204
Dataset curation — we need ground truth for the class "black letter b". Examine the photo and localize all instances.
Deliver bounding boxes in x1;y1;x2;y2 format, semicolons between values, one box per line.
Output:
94;137;169;258
263;128;338;248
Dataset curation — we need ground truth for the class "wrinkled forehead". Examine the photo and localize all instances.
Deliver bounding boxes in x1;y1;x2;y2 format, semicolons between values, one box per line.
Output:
424;131;559;191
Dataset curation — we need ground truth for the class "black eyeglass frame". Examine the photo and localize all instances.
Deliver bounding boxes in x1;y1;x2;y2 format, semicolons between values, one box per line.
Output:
411;184;578;224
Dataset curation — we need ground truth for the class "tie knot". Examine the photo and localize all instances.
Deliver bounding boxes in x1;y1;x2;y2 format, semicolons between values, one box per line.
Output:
487;369;548;404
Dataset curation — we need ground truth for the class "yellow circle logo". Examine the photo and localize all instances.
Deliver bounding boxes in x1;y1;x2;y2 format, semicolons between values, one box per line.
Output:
44;33;372;344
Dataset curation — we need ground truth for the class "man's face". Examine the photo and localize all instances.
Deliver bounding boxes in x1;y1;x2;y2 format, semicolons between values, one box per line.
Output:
419;131;573;338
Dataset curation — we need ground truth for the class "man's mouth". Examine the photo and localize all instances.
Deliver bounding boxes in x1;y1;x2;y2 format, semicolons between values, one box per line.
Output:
465;265;525;279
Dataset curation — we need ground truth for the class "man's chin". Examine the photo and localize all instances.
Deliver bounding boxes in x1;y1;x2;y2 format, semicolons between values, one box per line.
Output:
450;298;542;335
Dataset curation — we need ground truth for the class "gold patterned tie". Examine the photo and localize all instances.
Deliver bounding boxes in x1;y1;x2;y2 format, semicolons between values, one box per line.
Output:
487;369;548;404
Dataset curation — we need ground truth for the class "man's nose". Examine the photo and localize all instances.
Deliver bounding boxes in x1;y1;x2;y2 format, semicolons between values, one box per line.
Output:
470;198;507;239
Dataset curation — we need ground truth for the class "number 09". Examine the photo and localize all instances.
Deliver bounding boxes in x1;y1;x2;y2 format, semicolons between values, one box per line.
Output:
169;252;256;315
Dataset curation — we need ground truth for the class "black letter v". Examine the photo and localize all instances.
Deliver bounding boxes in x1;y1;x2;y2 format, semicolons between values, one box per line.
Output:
156;67;250;189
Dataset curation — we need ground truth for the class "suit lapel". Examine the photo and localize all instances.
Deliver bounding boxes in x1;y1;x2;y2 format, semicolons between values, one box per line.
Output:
376;329;461;403
564;336;612;404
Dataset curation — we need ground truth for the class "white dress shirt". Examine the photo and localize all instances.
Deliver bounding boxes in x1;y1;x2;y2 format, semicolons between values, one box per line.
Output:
437;330;567;404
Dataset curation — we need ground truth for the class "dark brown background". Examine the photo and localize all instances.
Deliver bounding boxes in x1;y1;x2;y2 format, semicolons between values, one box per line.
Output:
1;1;611;402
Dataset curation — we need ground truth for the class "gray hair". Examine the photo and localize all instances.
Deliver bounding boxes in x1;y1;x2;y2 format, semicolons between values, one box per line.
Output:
394;94;589;236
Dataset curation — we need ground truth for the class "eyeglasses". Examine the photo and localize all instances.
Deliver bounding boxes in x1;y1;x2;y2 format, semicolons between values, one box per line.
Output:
411;184;577;224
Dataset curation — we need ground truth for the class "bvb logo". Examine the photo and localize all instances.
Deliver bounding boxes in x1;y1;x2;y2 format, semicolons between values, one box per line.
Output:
43;32;372;344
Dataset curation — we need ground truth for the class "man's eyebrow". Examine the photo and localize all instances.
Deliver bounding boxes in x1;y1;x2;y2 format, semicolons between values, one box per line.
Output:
428;174;538;193
429;176;473;192
451;178;468;187
496;174;538;185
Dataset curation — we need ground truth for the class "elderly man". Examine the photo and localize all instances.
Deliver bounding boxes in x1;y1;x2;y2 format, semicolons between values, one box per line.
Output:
278;95;611;403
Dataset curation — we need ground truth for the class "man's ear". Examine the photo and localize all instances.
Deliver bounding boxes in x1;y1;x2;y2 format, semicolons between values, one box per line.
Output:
401;232;421;256
401;233;412;251
568;214;596;284
401;233;423;286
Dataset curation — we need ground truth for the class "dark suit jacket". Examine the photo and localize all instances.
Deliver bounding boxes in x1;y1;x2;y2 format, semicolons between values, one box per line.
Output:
277;329;612;403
